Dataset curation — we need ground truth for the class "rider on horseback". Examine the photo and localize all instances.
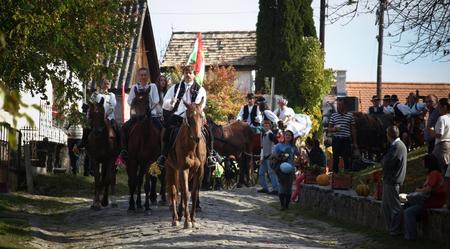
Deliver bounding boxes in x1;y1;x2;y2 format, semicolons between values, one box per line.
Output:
156;65;208;168
77;79;120;150
118;67;160;162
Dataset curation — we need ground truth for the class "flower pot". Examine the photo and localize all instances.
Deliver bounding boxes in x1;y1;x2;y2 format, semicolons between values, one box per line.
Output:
332;174;352;190
304;171;318;184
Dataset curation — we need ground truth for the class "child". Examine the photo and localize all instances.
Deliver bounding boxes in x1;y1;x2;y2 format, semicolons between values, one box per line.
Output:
271;129;299;210
258;120;279;194
290;147;309;202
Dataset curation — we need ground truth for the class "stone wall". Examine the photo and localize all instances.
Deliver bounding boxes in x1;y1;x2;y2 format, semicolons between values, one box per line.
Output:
299;184;450;245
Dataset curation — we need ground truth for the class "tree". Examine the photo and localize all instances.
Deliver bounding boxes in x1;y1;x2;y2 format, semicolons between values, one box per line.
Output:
256;0;318;100
328;0;450;62
203;66;245;124
0;0;136;129
255;0;278;92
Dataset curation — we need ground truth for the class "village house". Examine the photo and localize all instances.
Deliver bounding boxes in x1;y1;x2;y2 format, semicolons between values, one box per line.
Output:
161;31;256;93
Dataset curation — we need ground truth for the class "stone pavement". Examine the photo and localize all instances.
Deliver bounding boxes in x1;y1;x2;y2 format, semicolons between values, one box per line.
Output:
29;187;376;249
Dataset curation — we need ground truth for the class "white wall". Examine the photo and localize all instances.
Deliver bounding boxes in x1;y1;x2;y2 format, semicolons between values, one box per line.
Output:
0;80;53;128
235;70;254;93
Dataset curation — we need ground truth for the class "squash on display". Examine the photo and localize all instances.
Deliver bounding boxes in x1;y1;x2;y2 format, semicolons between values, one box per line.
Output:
316;173;330;186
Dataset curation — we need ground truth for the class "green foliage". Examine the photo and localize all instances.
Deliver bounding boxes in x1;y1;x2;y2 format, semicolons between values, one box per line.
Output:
203;66;245;124
256;0;317;92
305;164;323;175
256;0;278;92
0;0;137;128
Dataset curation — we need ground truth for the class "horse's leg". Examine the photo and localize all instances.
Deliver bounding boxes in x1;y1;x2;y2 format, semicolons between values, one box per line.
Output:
167;168;179;226
190;169;203;228
111;168;118;208
101;159;113;207
127;159;137;211
150;175;157;205
91;159;101;210
159;168;167;205
180;168;191;229
247;155;254;187
136;163;145;209
144;172;151;211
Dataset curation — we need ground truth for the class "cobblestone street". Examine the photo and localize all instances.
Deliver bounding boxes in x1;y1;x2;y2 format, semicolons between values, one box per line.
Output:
29;187;374;249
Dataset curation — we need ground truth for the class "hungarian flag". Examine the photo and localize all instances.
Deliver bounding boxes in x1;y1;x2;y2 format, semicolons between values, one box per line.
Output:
187;32;205;85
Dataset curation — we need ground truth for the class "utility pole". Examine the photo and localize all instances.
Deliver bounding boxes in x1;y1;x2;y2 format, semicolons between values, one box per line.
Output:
319;0;326;49
376;0;386;99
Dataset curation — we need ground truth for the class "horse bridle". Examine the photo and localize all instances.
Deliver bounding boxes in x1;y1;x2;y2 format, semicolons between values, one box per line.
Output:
183;110;202;144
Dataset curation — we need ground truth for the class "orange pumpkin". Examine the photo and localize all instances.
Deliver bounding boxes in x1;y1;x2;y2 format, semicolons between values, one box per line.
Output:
316;174;330;186
355;184;370;197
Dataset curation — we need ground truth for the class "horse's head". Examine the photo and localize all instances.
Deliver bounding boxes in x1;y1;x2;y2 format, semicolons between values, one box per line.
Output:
131;88;150;117
88;98;106;134
184;98;205;144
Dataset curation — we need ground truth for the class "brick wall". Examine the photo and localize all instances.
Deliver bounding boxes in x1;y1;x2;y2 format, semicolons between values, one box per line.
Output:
346;82;450;112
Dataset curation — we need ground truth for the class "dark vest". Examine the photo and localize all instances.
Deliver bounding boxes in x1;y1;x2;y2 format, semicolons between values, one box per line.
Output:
172;81;201;112
243;105;258;126
369;106;384;114
393;102;406;122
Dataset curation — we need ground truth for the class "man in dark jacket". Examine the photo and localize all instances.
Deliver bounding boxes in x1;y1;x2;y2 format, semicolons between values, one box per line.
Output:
382;125;407;236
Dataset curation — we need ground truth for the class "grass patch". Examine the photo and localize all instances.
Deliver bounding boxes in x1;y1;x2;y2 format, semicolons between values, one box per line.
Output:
352;146;428;193
0;217;33;249
277;202;444;249
33;169;129;198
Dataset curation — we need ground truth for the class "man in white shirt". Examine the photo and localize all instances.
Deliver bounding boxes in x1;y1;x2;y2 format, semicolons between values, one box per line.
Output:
274;97;295;129
236;93;261;127
120;67;160;158
157;65;207;167
257;97;279;126
383;95;394;114
78;79;119;149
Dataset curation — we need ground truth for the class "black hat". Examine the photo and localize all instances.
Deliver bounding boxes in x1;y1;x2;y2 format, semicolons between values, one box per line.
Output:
246;93;255;99
391;94;399;101
383;95;391;100
371;95;380;101
256;96;266;103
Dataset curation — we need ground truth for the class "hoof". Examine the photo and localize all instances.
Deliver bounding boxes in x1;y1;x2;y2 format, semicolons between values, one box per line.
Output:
191;222;196;229
151;200;157;206
111;203;118;208
91;205;101;211
136;204;143;210
145;206;152;211
158;200;167;206
184;221;191;229
128;205;136;211
101;200;109;207
196;206;202;212
172;221;179;227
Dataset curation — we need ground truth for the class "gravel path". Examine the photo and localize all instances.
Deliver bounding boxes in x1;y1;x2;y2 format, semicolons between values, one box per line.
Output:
28;187;375;249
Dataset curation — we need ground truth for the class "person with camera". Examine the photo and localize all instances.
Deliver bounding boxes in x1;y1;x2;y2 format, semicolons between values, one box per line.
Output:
271;129;299;210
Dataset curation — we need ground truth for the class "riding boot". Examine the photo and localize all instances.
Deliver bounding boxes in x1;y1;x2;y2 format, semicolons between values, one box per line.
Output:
157;127;172;168
120;117;136;157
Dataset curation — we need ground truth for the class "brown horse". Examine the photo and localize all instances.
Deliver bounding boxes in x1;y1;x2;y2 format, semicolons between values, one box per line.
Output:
126;89;161;211
166;99;207;228
207;119;256;186
86;99;119;210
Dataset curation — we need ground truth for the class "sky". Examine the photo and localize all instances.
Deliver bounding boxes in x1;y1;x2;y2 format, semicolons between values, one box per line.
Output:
148;0;450;83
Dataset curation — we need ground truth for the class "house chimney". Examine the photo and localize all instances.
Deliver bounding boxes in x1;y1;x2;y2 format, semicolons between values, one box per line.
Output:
335;70;347;97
